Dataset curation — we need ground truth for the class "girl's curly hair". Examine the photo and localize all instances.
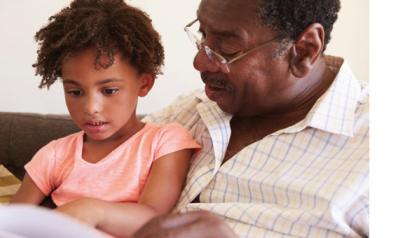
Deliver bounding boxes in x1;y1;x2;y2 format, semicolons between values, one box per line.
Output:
33;0;164;88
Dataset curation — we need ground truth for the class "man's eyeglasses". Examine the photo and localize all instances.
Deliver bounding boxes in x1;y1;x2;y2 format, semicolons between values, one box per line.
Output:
184;18;280;72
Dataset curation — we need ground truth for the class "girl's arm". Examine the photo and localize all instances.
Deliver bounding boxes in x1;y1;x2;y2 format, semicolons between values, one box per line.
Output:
56;148;192;237
10;174;46;205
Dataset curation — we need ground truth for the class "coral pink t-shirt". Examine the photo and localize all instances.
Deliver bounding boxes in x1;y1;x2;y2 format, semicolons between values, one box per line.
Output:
25;123;200;206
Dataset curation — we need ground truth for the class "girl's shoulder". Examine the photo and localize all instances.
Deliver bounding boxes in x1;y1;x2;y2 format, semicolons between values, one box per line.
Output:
42;131;84;157
51;131;83;146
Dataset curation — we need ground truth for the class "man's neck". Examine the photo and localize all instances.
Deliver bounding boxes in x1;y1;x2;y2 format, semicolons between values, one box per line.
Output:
272;57;334;115
224;57;336;162
288;57;335;113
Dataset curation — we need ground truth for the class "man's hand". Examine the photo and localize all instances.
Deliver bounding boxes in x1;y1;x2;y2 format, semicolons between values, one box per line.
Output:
133;210;238;238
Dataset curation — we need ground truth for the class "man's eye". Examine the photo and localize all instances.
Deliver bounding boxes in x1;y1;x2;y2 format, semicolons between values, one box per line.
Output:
221;51;240;59
220;46;241;58
198;29;206;38
219;41;243;58
103;88;119;95
67;89;83;96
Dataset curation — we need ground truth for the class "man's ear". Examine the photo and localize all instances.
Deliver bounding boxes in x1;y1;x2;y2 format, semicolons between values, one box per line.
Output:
138;73;155;97
289;23;325;78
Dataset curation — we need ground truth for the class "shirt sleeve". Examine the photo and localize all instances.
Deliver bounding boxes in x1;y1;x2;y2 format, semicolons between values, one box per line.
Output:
346;190;369;237
24;140;58;196
153;123;201;160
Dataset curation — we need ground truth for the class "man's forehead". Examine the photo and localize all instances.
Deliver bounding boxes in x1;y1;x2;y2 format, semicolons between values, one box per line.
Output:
197;0;260;36
198;0;259;19
197;18;243;40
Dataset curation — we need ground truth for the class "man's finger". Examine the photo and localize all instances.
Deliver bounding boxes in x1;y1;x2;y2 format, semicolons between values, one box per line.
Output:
161;210;212;228
160;212;237;238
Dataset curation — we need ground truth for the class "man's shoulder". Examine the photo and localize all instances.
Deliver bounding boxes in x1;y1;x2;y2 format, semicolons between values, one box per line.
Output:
162;88;206;109
354;78;369;116
171;89;206;104
143;89;206;124
355;80;369;128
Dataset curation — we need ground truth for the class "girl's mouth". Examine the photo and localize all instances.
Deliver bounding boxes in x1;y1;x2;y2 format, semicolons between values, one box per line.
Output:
83;121;108;134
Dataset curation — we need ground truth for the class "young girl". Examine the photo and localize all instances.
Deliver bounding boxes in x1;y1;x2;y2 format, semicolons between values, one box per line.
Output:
11;0;200;237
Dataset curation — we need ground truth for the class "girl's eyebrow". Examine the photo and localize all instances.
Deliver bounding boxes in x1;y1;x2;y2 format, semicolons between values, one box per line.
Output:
62;79;80;85
62;78;123;86
95;78;123;85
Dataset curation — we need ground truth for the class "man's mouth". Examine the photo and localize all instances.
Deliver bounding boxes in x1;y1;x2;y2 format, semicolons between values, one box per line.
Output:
206;83;225;90
201;73;234;101
205;83;226;101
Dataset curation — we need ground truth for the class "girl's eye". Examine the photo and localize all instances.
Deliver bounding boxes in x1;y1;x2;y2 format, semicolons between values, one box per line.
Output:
103;88;119;95
67;89;83;96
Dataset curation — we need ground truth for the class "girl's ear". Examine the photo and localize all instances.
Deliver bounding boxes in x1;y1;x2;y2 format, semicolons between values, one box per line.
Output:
289;23;325;78
138;73;155;97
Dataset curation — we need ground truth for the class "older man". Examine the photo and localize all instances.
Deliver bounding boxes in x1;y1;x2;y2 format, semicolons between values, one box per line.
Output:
136;0;368;237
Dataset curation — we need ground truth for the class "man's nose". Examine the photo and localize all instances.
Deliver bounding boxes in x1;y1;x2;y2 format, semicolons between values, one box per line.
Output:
193;48;221;73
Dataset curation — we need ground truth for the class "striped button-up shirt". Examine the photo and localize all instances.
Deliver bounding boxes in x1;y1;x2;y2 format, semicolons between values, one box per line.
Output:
144;56;369;238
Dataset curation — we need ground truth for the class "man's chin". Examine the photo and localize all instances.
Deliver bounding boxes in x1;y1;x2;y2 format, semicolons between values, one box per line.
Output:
215;100;252;117
212;100;236;115
204;85;238;113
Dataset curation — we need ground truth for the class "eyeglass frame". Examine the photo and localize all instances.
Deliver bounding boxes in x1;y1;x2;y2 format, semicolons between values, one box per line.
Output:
184;18;282;67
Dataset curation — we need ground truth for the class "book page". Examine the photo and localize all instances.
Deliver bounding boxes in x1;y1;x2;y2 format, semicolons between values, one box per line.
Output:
0;205;110;238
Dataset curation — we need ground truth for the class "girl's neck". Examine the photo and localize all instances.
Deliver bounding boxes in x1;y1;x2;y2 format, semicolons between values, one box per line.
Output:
82;119;145;163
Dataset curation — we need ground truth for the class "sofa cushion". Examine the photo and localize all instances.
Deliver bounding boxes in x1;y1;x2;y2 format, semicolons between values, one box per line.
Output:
0;165;21;204
0;112;79;179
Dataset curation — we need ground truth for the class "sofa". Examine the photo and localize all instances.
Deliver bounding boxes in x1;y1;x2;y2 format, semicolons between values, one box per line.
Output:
0;112;79;180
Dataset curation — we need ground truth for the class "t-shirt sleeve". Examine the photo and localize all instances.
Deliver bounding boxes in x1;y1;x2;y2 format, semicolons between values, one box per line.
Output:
24;140;58;196
154;123;201;160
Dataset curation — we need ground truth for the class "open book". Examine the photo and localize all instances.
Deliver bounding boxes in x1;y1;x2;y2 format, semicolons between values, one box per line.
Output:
0;205;109;238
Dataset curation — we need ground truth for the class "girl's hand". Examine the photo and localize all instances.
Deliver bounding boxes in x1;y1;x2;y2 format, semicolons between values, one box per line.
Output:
55;198;104;227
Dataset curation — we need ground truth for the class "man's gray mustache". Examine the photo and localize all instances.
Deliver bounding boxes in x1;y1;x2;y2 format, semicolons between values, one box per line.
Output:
201;73;232;90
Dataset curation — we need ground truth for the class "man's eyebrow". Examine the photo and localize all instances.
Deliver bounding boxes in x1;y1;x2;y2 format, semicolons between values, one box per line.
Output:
199;23;242;39
211;29;241;39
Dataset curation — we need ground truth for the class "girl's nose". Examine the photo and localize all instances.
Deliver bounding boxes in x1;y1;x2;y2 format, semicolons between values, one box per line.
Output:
84;93;101;116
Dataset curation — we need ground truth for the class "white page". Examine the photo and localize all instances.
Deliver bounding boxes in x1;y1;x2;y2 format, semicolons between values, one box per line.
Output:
0;204;109;238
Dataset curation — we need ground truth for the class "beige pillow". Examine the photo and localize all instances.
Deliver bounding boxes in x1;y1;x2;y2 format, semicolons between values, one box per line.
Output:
0;165;21;204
